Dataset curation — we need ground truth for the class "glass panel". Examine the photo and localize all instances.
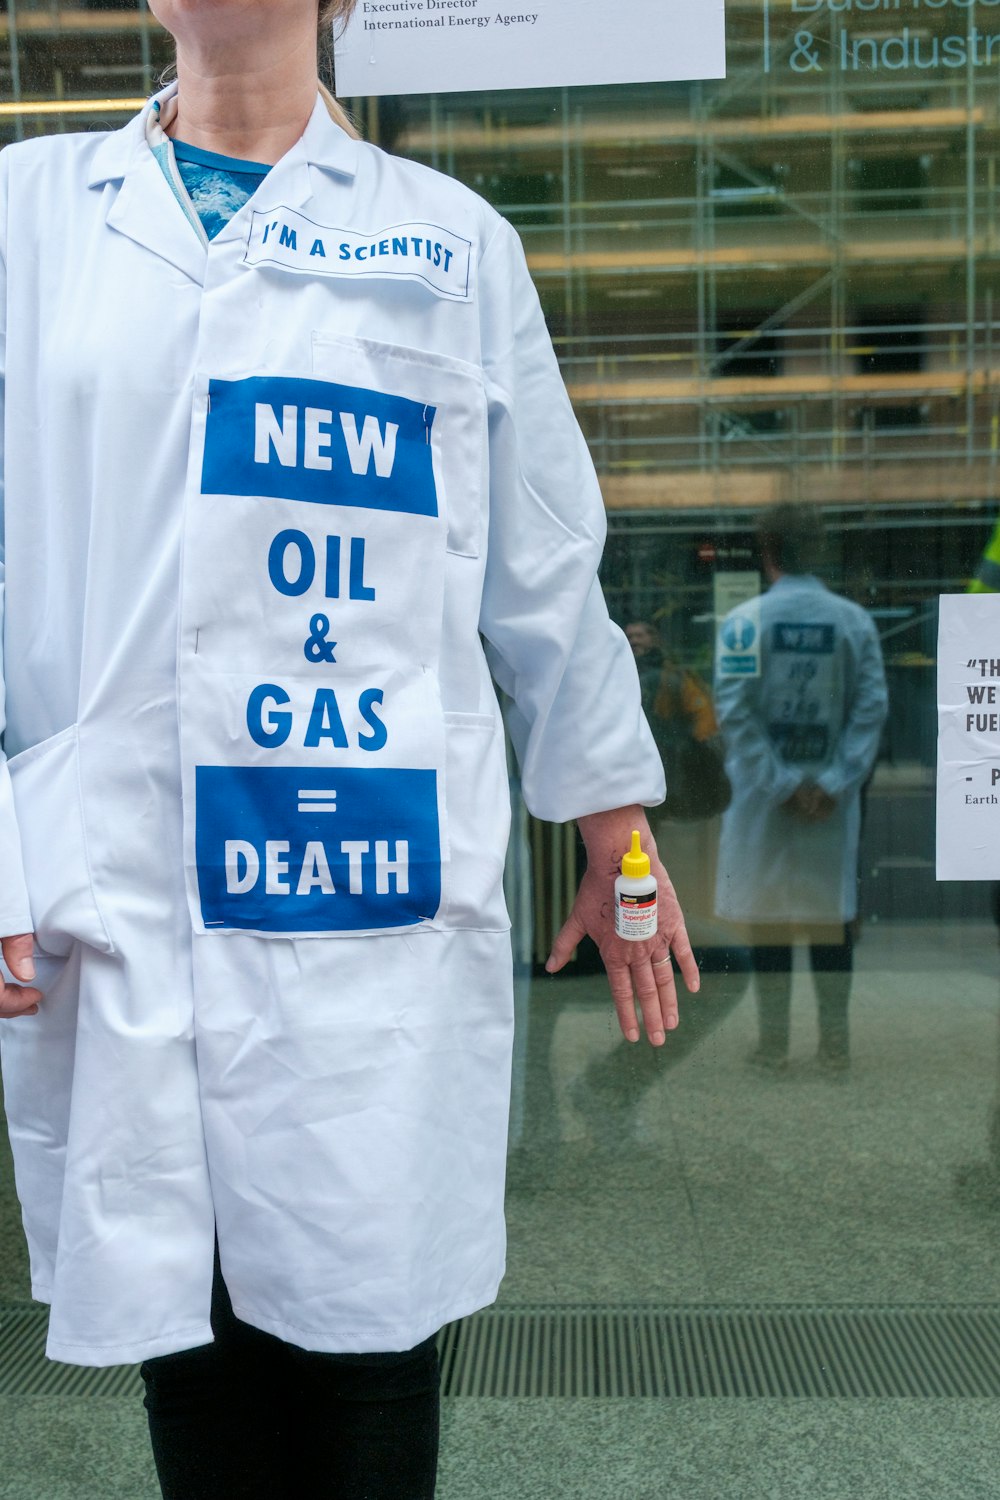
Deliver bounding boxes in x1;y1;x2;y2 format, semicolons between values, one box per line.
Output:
1;4;998;1494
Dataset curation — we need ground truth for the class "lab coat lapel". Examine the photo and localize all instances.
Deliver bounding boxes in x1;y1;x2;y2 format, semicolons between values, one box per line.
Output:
90;92;358;282
104;149;207;287
235;94;360;226
86;99;206;286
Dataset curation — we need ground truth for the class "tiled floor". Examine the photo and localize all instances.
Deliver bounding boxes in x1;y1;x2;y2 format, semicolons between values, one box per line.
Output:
1;919;998;1497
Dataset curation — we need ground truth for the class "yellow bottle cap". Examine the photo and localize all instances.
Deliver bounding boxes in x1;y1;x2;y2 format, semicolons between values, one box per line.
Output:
621;830;651;879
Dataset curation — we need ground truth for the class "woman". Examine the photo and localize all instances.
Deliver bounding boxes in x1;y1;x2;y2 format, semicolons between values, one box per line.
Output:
0;2;698;1493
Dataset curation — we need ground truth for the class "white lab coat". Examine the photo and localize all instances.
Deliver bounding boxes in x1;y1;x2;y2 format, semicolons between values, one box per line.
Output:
0;87;664;1366
714;574;888;925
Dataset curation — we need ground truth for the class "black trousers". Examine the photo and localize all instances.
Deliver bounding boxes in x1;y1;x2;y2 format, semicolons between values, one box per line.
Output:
140;1248;440;1500
751;932;854;1059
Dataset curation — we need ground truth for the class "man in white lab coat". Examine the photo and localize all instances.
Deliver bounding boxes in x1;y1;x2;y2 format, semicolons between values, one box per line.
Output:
714;504;887;1072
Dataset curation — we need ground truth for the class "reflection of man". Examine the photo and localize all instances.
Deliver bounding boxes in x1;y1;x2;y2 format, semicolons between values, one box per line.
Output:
714;505;888;1072
625;619;662;660
625;620;665;717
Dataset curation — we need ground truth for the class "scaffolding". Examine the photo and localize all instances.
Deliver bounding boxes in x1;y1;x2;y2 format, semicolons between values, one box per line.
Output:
390;3;1000;517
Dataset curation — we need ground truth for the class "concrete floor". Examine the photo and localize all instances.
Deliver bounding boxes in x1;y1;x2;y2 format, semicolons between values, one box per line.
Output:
1;918;998;1497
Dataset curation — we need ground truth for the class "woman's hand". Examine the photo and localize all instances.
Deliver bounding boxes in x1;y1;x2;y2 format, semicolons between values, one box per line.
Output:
0;935;41;1018
545;807;699;1046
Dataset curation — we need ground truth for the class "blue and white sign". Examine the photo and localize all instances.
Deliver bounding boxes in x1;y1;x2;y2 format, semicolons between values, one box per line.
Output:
717;597;762;679
723;615;757;653
202;375;438;517
772;622;834;656
765;619;836;763
196;765;441;932
180;343;467;941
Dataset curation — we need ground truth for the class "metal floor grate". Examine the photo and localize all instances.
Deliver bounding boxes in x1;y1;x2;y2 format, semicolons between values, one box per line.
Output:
438;1305;1000;1398
0;1306;142;1397
4;1303;1000;1399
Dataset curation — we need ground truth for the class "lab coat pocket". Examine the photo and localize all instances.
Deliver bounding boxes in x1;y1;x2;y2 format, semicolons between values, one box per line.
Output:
310;333;486;560
7;726;115;958
440;712;510;931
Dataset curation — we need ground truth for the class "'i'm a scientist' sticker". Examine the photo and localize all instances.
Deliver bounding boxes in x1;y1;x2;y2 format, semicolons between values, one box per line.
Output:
245;209;474;301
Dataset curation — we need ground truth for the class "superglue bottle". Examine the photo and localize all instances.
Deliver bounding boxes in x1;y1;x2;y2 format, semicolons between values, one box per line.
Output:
614;831;658;941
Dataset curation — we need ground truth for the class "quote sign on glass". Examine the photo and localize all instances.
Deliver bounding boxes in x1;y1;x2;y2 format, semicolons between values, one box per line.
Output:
334;0;726;97
937;594;1000;882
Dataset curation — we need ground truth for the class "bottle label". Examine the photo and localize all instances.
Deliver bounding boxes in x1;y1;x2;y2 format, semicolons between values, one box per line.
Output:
615;892;657;941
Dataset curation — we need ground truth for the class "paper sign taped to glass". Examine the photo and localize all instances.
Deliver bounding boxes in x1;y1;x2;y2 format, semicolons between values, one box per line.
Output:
936;593;1000;881
333;0;726;97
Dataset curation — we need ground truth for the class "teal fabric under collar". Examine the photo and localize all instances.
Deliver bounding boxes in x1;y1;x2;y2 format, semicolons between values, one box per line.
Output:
170;139;271;240
146;97;272;243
